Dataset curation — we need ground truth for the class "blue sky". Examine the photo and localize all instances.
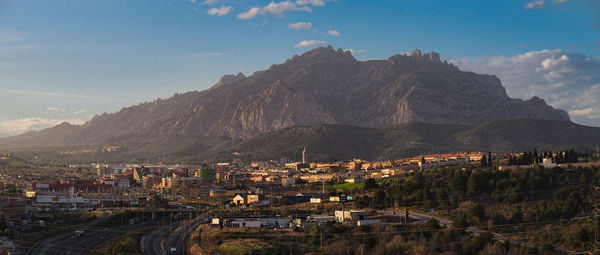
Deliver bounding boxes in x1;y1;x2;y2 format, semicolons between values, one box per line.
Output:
0;0;599;136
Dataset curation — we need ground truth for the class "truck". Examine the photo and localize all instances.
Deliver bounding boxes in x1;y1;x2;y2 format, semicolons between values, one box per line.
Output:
128;217;141;225
73;230;84;238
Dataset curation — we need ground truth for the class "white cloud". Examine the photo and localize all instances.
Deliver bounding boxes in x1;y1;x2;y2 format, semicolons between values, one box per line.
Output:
345;49;365;55
75;109;87;114
207;6;232;16
238;1;320;19
288;22;312;30
570;108;595;117
452;49;600;126
296;0;325;7
554;0;569;3
46;107;66;112
524;0;545;9
327;30;340;36
294;40;326;48
263;1;312;17
0;89;123;102
540;54;568;69
0;118;85;137
238;7;262;19
202;0;221;5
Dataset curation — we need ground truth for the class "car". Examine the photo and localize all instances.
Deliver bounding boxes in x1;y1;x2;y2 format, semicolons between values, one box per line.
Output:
170;247;177;254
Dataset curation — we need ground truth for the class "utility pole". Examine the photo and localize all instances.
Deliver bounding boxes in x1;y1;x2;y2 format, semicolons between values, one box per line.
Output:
594;208;600;254
593;187;600;254
320;227;323;250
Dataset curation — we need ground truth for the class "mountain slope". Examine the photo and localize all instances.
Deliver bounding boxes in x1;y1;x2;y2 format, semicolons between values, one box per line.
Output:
0;46;576;160
0;46;571;152
212;119;600;162
7;119;598;164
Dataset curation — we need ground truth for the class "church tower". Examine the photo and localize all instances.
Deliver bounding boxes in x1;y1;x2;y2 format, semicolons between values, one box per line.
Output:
302;147;307;164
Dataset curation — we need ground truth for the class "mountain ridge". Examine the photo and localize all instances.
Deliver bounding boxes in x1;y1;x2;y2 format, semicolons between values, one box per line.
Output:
0;46;575;160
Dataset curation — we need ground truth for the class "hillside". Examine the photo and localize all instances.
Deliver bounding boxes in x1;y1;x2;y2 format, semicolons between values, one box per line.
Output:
216;119;600;162
6;119;599;164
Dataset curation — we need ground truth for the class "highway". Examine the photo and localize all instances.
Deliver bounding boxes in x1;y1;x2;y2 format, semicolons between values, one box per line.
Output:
27;212;111;255
163;215;206;255
142;220;182;255
44;220;159;255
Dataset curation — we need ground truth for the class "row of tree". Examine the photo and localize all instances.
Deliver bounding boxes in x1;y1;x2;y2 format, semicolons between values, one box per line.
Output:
479;152;493;168
507;149;579;166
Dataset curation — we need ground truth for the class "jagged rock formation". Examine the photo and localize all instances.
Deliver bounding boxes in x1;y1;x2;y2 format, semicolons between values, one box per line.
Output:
0;45;570;151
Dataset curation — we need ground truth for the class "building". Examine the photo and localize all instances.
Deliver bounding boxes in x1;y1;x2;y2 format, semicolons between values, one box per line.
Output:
542;157;557;168
335;210;366;223
345;178;365;184
232;194;245;205
309;215;336;225
282;177;296;187
197;168;216;183
246;194;264;204
302;147;308;164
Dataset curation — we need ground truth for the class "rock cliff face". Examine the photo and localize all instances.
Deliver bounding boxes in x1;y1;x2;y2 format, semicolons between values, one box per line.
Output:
0;46;570;149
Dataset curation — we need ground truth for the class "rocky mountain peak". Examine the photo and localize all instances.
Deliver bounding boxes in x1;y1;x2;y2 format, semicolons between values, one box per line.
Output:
528;96;546;104
288;45;356;64
213;72;246;88
409;49;441;63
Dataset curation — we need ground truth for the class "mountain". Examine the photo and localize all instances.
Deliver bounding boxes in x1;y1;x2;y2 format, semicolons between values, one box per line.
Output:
212;119;600;162
7;119;599;164
0;46;580;162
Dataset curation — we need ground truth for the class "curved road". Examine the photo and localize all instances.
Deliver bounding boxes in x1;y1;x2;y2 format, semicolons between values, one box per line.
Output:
143;220;182;255
164;217;204;255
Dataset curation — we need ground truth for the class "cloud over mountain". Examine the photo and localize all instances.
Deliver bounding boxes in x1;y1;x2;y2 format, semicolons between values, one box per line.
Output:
294;40;326;47
238;1;315;19
0;118;84;137
453;49;600;126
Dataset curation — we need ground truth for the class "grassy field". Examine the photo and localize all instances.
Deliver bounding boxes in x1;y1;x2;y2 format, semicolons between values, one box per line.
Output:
333;183;364;190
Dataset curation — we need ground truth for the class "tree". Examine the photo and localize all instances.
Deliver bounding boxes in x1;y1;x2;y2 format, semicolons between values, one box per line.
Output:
372;190;387;209
425;218;441;230
480;154;487;168
467;170;489;195
469;203;487;223
488;152;492;167
364;178;378;189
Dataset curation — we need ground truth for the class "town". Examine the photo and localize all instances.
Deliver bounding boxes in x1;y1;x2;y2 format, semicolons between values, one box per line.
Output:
0;148;598;254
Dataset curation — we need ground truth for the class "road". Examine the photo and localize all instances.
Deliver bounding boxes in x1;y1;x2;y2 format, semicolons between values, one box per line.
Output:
45;220;159;255
164;215;206;255
143;220;182;255
27;211;111;255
